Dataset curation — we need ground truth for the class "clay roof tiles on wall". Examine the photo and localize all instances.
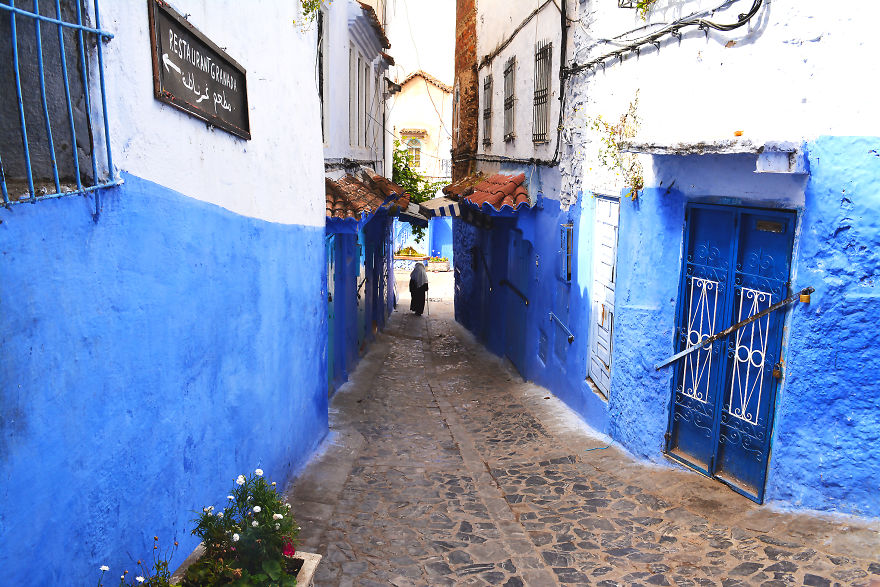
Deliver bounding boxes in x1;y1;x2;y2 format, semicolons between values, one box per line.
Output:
401;70;453;94
325;170;410;221
463;173;530;212
357;2;391;49
442;172;485;200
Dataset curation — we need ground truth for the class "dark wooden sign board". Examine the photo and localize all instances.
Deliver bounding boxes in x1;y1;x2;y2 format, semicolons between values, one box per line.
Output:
147;0;251;139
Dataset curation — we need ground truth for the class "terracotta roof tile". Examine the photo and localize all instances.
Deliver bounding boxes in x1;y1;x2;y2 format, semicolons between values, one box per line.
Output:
462;173;530;213
326;170;410;221
357;2;390;49
442;172;485;199
401;70;452;94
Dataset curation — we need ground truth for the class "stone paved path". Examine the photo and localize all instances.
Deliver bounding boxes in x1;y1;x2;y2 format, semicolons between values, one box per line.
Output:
287;280;880;586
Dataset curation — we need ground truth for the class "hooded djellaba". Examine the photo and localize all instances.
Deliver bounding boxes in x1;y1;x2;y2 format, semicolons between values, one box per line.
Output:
409;262;429;316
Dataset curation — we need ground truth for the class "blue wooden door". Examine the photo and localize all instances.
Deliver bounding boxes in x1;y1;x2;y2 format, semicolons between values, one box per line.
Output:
505;233;531;377
667;204;795;502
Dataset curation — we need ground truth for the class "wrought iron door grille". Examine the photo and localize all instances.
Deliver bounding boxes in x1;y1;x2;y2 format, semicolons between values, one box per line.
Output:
482;74;492;147
0;0;118;206
533;40;552;144
618;0;637;8
503;56;515;141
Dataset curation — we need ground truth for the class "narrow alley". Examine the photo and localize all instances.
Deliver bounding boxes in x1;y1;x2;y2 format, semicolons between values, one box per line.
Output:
289;272;880;587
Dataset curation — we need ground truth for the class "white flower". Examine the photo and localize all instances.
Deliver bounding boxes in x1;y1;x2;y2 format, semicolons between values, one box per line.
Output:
271;482;276;486
273;513;283;520
203;506;214;513
255;468;263;476
275;523;280;530
100;566;109;572
236;475;246;485
227;495;234;500
247;496;253;501
136;577;145;583
285;503;291;509
253;506;261;513
207;512;213;516
251;520;259;527
217;512;224;518
232;533;240;542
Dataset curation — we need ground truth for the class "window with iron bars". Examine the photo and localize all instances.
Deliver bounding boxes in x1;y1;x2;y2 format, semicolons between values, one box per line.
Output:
533;40;552;144
617;0;637;7
482;74;492;148
0;0;116;206
503;56;515;142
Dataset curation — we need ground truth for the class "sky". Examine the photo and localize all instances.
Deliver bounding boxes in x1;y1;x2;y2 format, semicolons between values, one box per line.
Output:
385;0;455;85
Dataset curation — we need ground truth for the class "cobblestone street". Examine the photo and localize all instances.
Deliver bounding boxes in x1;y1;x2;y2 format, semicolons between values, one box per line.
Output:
288;273;880;586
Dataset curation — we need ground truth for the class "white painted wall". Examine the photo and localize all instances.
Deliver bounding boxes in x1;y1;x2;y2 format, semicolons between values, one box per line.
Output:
322;0;388;170
476;1;562;161
97;0;325;226
389;76;453;181
566;0;880;200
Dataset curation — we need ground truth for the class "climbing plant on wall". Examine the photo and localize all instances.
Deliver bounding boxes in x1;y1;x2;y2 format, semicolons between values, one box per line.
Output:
590;93;644;200
636;0;659;19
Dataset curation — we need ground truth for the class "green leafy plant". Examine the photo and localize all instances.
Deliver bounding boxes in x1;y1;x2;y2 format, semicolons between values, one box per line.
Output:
392;140;444;244
429;257;448;262
293;0;330;28
96;537;179;587
636;0;659;19
590;93;644;200
181;469;300;586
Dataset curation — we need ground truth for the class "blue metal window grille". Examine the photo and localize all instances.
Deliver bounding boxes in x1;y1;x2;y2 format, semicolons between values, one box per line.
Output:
0;0;117;210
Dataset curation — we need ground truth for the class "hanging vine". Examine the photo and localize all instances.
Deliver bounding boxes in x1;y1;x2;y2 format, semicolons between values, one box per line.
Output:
636;0;660;19
590;93;643;200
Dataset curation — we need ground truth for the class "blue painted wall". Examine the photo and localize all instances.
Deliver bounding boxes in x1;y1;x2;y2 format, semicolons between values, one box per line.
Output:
0;173;329;584
327;213;394;396
765;136;880;516
454;136;880;517
452;165;610;434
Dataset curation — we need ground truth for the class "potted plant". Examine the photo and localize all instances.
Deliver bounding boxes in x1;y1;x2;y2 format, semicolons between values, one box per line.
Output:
427;256;449;272
393;246;429;261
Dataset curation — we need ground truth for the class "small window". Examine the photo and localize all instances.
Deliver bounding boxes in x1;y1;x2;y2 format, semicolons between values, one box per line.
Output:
503;57;516;141
349;46;357;146
362;62;370;146
0;0;116;205
406;138;421;167
533;41;552;144
560;223;573;282
482;75;492;147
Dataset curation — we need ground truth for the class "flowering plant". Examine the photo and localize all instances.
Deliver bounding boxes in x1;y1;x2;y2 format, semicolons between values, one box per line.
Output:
182;469;299;586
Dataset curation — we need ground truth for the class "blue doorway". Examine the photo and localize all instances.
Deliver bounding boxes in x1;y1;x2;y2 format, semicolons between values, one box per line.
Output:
666;204;796;503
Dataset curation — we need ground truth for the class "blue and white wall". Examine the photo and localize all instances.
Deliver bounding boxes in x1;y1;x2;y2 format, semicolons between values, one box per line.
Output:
560;0;880;516
455;0;880;518
0;2;328;583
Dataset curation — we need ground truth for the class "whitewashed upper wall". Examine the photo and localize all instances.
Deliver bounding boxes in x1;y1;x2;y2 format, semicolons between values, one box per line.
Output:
322;0;387;169
477;1;562;161
566;0;880;199
98;0;325;226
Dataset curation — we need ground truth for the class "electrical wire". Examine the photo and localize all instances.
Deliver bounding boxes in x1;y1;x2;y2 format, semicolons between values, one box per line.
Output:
565;0;764;77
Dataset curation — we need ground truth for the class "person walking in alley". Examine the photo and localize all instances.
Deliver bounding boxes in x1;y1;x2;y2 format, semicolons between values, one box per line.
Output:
409;262;429;315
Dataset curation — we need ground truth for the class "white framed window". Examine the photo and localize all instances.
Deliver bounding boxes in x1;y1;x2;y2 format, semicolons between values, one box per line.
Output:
503;56;516;141
357;55;365;147
533;41;552;144
482;74;493;147
349;45;357;146
406;138;422;167
362;62;370;146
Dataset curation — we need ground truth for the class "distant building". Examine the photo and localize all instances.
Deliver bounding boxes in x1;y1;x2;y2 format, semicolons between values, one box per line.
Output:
391;70;453;183
449;0;880;517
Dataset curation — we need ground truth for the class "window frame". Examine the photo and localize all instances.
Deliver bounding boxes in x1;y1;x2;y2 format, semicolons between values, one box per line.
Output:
482;74;493;148
533;40;552;144
503;56;516;141
560;223;573;283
